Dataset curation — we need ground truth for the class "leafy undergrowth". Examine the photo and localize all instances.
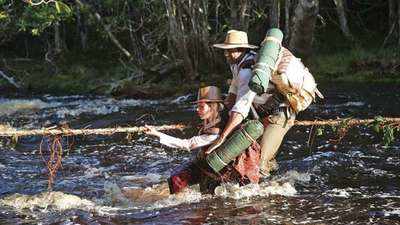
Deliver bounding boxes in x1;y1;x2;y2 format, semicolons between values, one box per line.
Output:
1;47;399;97
312;48;400;84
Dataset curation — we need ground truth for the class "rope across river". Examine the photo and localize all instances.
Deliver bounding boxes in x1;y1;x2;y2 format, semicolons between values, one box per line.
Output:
0;117;399;137
1;117;398;190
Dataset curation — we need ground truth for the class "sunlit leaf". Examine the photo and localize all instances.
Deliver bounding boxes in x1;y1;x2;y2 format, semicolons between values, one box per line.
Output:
316;127;324;136
54;1;71;14
374;116;385;123
372;123;380;133
31;28;39;36
55;1;61;13
0;11;8;20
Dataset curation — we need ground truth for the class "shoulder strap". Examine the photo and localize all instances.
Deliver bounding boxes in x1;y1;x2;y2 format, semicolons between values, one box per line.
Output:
238;52;256;70
239;59;255;69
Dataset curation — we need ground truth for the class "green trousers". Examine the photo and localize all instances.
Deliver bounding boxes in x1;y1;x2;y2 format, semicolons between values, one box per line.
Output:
259;110;296;174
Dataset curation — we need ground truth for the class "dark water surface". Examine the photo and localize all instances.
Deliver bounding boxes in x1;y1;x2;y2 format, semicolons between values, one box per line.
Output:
0;84;399;224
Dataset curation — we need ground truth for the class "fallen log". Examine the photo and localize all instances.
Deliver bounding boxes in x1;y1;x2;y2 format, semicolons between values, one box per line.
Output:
0;117;399;137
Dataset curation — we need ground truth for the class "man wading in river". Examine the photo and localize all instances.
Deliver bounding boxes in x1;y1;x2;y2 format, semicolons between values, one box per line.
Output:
122;86;260;200
209;30;301;176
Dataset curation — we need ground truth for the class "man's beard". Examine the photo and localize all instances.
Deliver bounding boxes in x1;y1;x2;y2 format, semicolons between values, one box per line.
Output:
226;56;236;65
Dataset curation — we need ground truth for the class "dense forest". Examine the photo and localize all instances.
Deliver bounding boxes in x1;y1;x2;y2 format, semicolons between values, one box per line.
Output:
0;0;399;96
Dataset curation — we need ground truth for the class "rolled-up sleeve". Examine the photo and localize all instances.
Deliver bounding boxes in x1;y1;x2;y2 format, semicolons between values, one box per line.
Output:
228;77;238;94
230;68;256;118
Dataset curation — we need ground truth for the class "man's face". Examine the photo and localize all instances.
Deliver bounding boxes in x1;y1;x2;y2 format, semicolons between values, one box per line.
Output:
224;48;243;64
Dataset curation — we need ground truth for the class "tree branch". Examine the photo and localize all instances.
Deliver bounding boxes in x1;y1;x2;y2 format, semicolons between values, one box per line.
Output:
0;70;21;89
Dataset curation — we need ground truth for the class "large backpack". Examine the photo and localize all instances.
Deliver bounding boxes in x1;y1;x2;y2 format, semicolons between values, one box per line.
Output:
270;47;323;113
248;28;323;113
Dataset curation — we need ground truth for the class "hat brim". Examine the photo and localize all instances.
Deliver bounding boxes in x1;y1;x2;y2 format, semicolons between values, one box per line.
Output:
213;43;258;49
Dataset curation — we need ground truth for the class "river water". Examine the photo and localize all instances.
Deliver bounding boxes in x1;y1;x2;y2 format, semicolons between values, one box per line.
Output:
0;84;399;224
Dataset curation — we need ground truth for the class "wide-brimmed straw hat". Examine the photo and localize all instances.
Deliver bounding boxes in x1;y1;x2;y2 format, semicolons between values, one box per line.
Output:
192;86;223;103
213;30;258;50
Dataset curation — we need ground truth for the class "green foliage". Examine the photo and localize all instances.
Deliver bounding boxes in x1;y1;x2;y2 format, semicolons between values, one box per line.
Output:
312;47;400;84
371;116;385;133
0;0;73;37
316;127;324;136
20;2;73;34
54;1;71;14
382;125;395;147
0;0;399;95
330;124;337;133
370;116;398;147
0;10;8;19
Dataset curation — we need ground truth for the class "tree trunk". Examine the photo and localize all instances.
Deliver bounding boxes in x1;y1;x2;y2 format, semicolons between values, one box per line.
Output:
389;0;396;28
230;0;240;29
200;0;212;60
127;2;144;64
197;0;213;76
214;0;221;32
164;0;195;80
189;0;200;75
333;0;353;41
75;0;132;60
239;0;250;30
397;1;400;46
93;12;132;59
76;7;88;50
54;22;62;54
383;0;399;47
269;0;280;28
289;0;319;62
284;0;291;44
229;0;249;30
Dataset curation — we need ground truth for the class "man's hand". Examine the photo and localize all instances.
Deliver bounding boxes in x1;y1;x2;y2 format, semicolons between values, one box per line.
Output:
205;136;226;154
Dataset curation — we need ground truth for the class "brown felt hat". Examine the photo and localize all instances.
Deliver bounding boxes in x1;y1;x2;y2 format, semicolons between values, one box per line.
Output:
192;86;223;103
213;30;258;50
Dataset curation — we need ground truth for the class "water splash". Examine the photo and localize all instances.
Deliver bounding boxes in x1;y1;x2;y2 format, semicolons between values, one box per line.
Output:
214;170;307;199
104;181;204;210
0;98;51;116
44;98;160;119
0;191;104;212
0;97;162;124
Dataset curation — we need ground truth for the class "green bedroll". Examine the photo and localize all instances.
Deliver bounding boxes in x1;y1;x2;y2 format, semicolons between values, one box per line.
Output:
206;120;264;173
249;28;283;95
